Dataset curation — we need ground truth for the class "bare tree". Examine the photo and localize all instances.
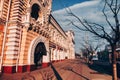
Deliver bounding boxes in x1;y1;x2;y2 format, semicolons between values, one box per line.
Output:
80;40;102;63
67;0;120;80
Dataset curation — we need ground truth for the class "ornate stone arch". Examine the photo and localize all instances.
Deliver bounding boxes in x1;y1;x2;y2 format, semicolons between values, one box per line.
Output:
28;36;47;64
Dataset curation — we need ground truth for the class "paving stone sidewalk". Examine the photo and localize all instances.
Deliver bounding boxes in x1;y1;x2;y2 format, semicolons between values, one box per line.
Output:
0;59;115;80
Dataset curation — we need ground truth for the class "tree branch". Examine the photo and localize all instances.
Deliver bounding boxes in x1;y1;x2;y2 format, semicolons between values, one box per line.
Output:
66;19;87;31
102;1;116;32
105;0;115;14
116;4;120;14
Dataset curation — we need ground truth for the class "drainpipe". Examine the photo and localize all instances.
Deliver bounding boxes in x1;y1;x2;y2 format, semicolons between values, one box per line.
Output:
0;0;12;72
16;26;22;72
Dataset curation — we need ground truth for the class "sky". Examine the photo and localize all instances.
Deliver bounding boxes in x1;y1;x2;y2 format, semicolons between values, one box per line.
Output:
52;0;90;11
52;0;120;53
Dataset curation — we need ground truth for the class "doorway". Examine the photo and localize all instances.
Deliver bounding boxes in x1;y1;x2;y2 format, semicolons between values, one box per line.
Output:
34;42;47;67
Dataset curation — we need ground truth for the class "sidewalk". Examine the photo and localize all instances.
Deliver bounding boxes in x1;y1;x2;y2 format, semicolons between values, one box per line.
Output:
93;60;111;70
0;59;113;80
93;60;120;79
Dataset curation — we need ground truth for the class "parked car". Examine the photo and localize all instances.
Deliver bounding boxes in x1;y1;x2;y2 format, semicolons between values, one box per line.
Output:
92;55;98;62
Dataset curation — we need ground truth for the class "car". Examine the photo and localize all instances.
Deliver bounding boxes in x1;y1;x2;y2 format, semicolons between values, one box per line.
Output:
92;55;98;61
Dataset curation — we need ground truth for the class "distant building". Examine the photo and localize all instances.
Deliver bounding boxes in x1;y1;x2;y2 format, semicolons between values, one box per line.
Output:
0;0;75;73
65;30;75;59
105;43;120;61
116;41;120;60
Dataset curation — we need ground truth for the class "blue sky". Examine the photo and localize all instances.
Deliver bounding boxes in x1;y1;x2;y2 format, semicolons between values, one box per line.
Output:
52;0;90;11
52;0;104;53
52;0;120;53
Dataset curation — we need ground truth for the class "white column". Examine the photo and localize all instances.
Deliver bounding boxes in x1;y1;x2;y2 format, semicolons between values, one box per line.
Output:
53;49;57;60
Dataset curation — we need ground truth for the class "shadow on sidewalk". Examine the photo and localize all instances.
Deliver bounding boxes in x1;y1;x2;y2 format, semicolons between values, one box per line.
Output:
71;70;89;80
88;61;112;75
62;66;89;80
51;64;63;80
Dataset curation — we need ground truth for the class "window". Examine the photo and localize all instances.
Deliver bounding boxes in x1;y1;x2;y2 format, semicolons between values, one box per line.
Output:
31;4;40;20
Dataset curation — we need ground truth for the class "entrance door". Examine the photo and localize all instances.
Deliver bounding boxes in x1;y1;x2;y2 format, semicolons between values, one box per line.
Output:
34;42;46;67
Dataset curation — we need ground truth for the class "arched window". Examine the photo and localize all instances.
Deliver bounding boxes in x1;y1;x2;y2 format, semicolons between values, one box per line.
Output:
31;4;40;20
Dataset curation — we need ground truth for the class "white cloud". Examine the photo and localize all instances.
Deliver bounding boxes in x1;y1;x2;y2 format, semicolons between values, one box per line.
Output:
52;0;119;53
70;0;100;9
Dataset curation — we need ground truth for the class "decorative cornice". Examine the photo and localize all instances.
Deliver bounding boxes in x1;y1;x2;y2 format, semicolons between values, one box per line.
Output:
27;22;49;38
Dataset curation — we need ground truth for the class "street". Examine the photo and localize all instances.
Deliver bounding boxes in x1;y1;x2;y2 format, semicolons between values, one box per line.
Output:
0;59;116;80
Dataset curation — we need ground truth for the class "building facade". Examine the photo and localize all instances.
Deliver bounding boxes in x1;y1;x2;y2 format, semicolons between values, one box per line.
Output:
0;0;75;73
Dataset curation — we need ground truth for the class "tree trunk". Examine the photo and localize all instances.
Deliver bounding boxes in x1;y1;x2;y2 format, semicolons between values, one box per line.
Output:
112;46;117;80
112;63;117;80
